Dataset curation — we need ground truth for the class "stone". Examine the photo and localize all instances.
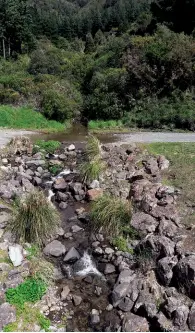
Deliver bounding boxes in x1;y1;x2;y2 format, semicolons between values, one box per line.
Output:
26;159;45;167
43;240;66;257
94;286;102;296
67;144;75;151
90;309;100;325
21;178;34;192
1;158;8;166
72;295;82;306
61;285;70;300
56;192;68;202
0;303;16;331
158;155;170;170
59;154;66;161
33;176;42;185
155;312;173;331
9;244;24;267
87;189;103;201
56;227;65;236
157;256;178;286
59;202;68;210
158;218;178;238
64;247;80;263
137;234;175;258
122;313;149;332
173;255;195;298
112;283;130;306
71;225;83;233
64;232;73;239
104;264;116;274
69;182;83;194
117;270;135;284
53;178;67;191
188;302;195;330
143;157;159;175
118;297;134;312
88;180;100;189
173;305;189;328
0;262;11;272
131;212;158;234
0;212;10;229
105;247;114;255
106;304;113;311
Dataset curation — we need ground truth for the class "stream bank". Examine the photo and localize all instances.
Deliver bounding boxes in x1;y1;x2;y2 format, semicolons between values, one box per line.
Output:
0;136;195;331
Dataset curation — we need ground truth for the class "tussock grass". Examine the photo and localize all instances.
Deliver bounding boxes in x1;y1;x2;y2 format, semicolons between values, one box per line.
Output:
0;105;66;132
8;190;60;246
90;194;132;237
79;158;105;183
86;135;101;159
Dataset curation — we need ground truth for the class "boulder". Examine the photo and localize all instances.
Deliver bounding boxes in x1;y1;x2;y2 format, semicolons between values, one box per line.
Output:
59;154;66;161
25;159;45;167
67;144;75;151
157;256;178;286
143;157;159;175
118;297;134;312
72;295;82;306
154;312;173;331
188;302;195;330
131;212;158;234
122;313;149;332
173;255;195;299
71;225;83;233
88;180;100;189
33;176;42;185
53;178;67;191
158;218;178;238
64;247;80;263
173;305;189;328
104;264;116;274
59;202;68;210
137;234;175;258
9;244;24;267
61;285;70;300
158;155;170;170
0;303;16;331
87;189;103;201
43;240;66;257
69;182;83;195
56;191;68;202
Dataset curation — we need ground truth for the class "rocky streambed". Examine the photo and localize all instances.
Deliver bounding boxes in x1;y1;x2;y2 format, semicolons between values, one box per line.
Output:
0;137;195;332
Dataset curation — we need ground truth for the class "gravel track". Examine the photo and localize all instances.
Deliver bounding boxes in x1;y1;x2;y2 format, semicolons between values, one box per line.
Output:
115;131;195;143
0;129;36;148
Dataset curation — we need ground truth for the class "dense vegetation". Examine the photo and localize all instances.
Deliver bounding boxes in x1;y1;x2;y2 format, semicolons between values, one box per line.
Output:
1;0;195;130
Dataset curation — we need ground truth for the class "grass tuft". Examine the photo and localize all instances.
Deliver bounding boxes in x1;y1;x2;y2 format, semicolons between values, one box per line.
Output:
90;194;132;237
8;190;60;246
85;135;101;159
79;158;105;183
34;140;61;154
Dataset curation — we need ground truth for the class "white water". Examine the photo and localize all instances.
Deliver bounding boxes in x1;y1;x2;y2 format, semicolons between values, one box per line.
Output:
73;251;103;278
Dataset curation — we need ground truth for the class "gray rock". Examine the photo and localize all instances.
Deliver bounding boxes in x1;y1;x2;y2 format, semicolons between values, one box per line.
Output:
122;313;149;332
134;291;158;318
21;178;34;192
59;154;66;161
90;309;100;325
137;234;175;258
43;240;66;257
59;202;68;210
158;218;178;238
104;264;116;274
72;295;82;306
174;255;195;298
131;212;158;234
155;312;173;331
56;192;68;202
88;180;100;189
118;297;134;312
69;182;83;195
105;247;114;255
71;225;83;233
1;158;8;165
112;283;130;306
143;157;159;175
9;244;24;267
26;159;45;167
157;256;178;286
64;247;80;263
0;212;10;229
67;144;75;151
33;176;42;185
173;305;189;328
61;285;70;300
53;178;67;191
158;155;170;170
117;270;135;284
26;168;34;176
188;302;195;330
0;303;16;331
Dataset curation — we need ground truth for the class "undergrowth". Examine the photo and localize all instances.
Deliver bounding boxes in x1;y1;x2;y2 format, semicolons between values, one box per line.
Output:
34;140;61;154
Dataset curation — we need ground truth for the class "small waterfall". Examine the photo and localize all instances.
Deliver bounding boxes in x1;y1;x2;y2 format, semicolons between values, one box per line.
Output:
73;251;103;278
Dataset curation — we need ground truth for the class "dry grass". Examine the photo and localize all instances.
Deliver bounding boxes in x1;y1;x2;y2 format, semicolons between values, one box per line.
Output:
8;190;60;246
85;135;101;159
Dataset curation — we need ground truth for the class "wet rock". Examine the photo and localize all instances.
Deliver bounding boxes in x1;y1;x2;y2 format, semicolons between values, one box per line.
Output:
26;159;45;167
61;285;70;300
72;295;82;306
9;244;24;267
0;303;16;331
118;297;134;312
122;312;149;332
158;155;170;170
71;225;83;233
104;264;116;274
56;192;68;202
53;178;67;191
87;188;103;201
131;212;158;234
157;256;178;286
64;247;80;263
90;309;100;325
188;302;195;330
88;180;100;189
59;154;66;161
59;202;68;210
173;255;195;298
43;240;66;257
68;144;75;151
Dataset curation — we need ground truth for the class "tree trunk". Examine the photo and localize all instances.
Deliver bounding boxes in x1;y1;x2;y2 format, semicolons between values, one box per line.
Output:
8;38;10;57
2;37;6;59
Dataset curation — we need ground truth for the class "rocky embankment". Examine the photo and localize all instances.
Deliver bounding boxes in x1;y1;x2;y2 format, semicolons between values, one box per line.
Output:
0;137;195;332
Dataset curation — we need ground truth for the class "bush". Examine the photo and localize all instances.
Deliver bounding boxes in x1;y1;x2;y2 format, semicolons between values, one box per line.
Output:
79;158;104;183
85;135;101;159
6;278;47;308
34;140;61;154
90;195;132;237
8;190;60;246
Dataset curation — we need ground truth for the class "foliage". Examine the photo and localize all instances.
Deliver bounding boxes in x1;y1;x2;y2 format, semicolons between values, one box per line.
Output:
34;140;61;154
8;190;60;246
6;278;47;309
0;105;65;132
88;120;123;130
90;195;132;237
49;164;63;176
79;159;104;183
85;135;101;159
112;236;133;253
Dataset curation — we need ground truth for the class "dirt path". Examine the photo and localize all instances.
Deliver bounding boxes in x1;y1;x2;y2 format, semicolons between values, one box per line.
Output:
0;129;36;148
116;131;195;143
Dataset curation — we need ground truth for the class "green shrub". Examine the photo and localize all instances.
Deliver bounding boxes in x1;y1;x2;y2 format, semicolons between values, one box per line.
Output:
34;140;61;154
85;135;101;159
6;278;47;308
79;158;104;183
8;190;60;246
37;314;51;331
90;195;132;237
112;236;133;253
49;164;63;176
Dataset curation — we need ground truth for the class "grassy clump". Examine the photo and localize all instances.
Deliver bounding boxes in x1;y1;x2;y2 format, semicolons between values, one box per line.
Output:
0;105;66;132
34;139;61;154
8;190;60;246
3;304;51;332
49;164;63;176
88;120;124;131
112;236;133;253
6;278;47;308
85;135;101;159
90;194;132;237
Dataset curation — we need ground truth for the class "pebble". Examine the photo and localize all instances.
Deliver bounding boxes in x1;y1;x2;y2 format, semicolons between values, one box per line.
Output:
64;232;73;239
72;295;82;306
105;247;114;255
71;225;83;233
90;309;100;325
68;144;75;151
61;285;70;300
106;304;113;311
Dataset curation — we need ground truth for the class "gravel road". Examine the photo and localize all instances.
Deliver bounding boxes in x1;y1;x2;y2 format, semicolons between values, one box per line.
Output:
115;131;195;143
0;129;36;148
